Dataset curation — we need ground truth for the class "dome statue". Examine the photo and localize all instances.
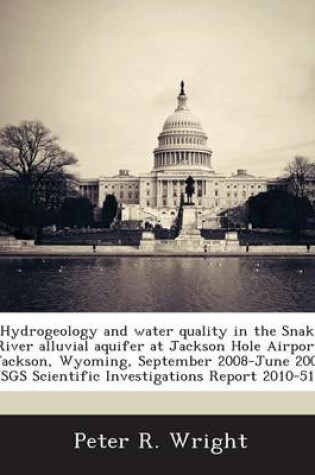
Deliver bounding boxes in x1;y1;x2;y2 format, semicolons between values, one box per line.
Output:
153;82;212;171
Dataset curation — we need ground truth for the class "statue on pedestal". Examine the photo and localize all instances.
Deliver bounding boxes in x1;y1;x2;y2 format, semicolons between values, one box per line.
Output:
185;176;195;204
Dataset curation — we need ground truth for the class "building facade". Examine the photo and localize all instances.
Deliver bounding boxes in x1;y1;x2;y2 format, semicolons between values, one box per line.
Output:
78;82;269;228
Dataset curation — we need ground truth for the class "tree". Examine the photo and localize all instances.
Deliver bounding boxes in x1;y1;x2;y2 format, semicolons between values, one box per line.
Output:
0;171;77;240
0;175;26;229
247;189;313;232
284;155;315;199
0;120;77;229
101;194;118;228
57;197;94;228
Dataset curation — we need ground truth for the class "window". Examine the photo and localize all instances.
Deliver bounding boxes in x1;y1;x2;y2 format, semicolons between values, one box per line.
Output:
120;192;124;199
146;190;150;196
215;190;218;196
129;185;132;189
146;201;150;207
227;192;230;197
128;192;132;198
163;200;167;206
234;192;237;197
112;185;115;189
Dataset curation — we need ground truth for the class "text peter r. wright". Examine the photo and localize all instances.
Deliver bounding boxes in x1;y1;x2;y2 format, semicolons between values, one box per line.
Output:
73;429;248;455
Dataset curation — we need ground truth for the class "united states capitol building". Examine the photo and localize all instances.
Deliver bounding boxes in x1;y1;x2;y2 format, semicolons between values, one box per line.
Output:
78;82;269;228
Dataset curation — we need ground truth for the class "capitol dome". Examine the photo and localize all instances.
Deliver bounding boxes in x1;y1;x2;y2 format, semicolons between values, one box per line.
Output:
153;81;212;171
162;109;204;133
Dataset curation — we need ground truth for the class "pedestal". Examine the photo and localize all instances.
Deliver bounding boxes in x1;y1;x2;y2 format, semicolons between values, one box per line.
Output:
225;231;240;251
175;206;205;250
176;206;202;240
139;231;156;251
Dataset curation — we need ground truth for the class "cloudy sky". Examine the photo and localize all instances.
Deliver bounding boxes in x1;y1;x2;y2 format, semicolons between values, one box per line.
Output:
1;0;315;178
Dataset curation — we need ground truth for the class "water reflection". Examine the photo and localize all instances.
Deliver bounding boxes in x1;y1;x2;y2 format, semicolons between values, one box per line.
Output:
0;256;314;312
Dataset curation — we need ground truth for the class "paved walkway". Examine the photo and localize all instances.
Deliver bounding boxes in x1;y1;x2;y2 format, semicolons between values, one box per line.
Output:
0;244;315;257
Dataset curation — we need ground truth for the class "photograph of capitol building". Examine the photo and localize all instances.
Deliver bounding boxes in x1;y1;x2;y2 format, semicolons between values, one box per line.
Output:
78;82;268;230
